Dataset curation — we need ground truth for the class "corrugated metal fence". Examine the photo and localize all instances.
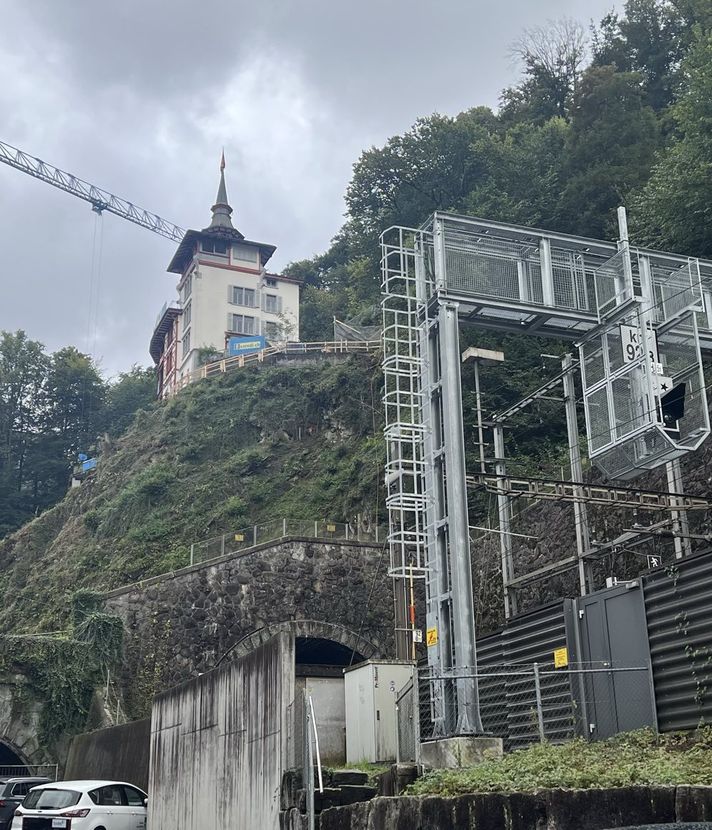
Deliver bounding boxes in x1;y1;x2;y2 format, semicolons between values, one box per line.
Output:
643;549;712;732
399;552;712;754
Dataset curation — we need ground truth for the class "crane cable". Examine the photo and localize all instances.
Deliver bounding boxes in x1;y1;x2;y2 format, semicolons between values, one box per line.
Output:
80;210;104;436
85;210;104;360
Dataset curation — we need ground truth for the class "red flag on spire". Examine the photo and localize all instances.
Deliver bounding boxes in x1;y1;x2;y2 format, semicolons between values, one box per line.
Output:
220;149;226;172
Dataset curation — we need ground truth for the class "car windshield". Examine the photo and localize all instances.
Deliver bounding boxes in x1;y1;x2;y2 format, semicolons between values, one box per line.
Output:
0;783;11;797
23;789;80;809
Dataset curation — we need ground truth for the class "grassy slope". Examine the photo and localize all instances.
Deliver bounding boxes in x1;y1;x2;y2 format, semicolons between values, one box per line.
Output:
0;356;384;634
409;729;712;794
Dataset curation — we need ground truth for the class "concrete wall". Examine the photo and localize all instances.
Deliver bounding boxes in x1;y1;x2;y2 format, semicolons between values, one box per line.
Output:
149;632;295;830
295;677;345;765
65;720;150;790
105;538;392;716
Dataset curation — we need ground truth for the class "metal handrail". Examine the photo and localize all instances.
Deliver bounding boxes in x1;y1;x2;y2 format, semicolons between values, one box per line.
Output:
175;339;381;393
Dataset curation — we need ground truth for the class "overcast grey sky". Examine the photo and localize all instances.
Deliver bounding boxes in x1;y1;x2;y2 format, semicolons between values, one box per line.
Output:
0;0;618;376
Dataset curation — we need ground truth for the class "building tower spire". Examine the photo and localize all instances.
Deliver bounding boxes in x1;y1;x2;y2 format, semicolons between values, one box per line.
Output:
209;149;234;230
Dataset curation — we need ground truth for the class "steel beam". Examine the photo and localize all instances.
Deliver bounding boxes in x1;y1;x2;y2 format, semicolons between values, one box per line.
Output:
493;424;517;618
562;354;593;595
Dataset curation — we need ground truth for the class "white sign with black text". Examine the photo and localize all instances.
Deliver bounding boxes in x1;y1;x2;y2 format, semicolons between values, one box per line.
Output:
620;323;661;369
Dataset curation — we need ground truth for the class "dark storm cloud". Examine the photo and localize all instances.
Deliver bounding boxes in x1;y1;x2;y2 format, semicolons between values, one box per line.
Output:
0;0;617;375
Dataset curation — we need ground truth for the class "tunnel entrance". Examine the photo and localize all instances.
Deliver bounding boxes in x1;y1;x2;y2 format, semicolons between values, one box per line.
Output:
0;741;28;775
295;636;365;677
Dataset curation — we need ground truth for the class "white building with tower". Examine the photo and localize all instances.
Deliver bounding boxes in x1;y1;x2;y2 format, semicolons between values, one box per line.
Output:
150;155;301;398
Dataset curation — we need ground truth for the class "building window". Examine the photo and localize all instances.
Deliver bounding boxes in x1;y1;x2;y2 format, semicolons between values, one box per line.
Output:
264;321;280;339
182;329;191;358
233;245;258;263
230;314;255;335
200;239;228;255
265;277;277;287
265;294;279;313
181;274;192;303
230;286;256;307
183;301;192;327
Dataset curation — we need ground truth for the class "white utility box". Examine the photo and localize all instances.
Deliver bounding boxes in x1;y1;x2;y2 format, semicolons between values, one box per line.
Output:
344;660;415;764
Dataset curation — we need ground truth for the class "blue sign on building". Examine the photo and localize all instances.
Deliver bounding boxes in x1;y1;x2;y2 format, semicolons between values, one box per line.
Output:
227;335;266;357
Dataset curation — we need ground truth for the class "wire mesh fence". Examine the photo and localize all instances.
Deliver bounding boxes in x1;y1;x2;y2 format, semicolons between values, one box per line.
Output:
396;662;654;759
189;519;387;567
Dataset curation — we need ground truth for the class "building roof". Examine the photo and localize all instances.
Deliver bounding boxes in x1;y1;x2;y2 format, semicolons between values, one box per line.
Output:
167;154;276;274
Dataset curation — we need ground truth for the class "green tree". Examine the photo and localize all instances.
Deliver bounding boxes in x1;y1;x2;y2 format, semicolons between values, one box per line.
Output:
559;66;660;237
103;366;156;436
501;18;588;124
0;332;48;534
632;30;712;255
43;347;106;451
593;0;684;111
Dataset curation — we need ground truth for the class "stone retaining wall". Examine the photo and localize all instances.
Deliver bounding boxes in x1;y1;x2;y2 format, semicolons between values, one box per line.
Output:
104;538;393;716
318;786;712;830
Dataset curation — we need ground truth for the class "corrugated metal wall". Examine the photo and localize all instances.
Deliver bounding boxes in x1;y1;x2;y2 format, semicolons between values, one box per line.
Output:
643;549;712;732
476;630;507;739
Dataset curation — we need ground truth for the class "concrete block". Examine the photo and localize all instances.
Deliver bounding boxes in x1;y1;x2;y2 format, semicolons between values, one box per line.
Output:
335;785;378;806
676;785;712;822
331;769;369;786
376;763;419;796
419;735;503;769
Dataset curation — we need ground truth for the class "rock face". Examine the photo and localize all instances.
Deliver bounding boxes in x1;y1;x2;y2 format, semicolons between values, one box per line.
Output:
0;680;49;765
319;785;712;830
105;538;394;716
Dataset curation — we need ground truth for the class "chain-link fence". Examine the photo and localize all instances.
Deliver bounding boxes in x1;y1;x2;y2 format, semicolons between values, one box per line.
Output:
189;519;387;567
396;662;654;759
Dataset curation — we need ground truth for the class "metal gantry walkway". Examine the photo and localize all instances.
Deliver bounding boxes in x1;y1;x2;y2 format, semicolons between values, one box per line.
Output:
381;210;712;740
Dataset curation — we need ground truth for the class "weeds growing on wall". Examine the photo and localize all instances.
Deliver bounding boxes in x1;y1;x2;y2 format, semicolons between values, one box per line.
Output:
0;590;123;744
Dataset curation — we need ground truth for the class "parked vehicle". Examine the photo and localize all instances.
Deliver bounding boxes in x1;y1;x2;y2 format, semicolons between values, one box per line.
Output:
11;780;147;830
0;780;50;830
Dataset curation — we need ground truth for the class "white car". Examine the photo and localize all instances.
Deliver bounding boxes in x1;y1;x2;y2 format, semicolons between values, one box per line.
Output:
11;780;147;830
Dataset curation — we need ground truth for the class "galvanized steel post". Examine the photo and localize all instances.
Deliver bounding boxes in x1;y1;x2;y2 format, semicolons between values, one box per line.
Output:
439;302;483;735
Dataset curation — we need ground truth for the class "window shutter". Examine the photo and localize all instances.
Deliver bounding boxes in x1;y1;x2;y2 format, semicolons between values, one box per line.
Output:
228;284;233;303
278;296;283;313
261;292;266;312
227;312;233;331
255;289;261;310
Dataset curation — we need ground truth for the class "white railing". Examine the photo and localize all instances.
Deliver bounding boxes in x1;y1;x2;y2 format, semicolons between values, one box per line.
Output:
172;339;381;396
189;519;386;567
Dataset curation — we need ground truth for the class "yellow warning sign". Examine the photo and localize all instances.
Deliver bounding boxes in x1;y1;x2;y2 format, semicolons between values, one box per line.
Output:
553;646;569;668
234;533;245;542
426;627;438;647
326;524;336;532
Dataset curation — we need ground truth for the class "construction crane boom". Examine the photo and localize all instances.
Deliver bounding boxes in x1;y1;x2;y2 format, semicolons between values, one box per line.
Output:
0;139;185;243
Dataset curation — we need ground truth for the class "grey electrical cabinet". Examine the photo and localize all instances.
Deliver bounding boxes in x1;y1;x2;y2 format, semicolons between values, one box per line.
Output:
344;660;414;763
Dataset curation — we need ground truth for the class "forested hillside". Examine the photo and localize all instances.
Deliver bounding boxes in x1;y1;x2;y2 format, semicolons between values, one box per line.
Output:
2;0;712;633
291;0;712;339
0;331;155;536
